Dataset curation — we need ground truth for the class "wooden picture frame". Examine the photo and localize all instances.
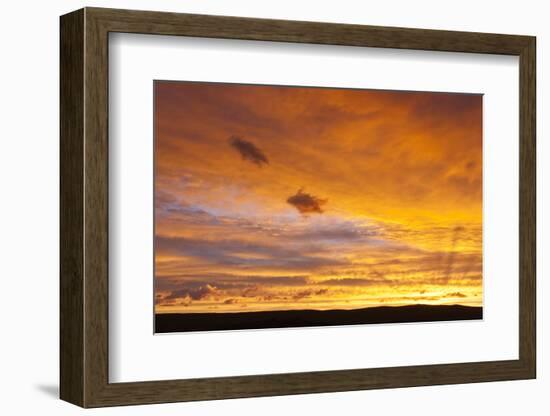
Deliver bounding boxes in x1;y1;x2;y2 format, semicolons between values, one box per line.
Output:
60;7;536;408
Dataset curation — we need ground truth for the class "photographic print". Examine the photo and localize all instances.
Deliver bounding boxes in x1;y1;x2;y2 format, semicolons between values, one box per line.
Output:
154;81;483;333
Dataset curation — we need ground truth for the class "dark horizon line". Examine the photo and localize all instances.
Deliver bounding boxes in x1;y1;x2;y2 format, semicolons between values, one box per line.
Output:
155;303;482;315
155;304;483;334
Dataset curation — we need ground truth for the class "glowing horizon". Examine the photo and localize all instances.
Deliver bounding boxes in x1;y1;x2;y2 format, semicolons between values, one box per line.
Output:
154;81;483;314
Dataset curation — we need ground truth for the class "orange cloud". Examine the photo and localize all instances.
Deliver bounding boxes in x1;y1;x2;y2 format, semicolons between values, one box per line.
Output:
154;81;483;313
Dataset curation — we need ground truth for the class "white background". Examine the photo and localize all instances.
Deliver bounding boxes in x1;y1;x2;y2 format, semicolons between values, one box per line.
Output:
0;0;546;415
110;34;519;382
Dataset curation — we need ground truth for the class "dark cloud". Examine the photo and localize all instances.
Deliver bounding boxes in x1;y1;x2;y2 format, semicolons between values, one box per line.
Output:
253;276;310;286
164;283;218;302
292;288;329;300
223;298;239;304
287;188;327;214
319;278;393;287
158;274;310;291
261;294;283;301
229;135;269;166
444;292;467;298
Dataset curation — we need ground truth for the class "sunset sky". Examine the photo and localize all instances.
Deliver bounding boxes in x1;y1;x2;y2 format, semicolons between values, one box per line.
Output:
154;81;482;314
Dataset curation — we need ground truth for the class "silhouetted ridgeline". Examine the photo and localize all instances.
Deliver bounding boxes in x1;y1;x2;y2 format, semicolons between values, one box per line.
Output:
155;304;482;333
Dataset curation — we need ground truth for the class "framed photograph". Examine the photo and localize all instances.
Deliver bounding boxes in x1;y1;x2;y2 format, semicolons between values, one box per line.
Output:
60;7;536;407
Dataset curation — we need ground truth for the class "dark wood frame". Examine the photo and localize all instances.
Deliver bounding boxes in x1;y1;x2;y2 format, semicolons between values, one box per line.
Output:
60;7;536;408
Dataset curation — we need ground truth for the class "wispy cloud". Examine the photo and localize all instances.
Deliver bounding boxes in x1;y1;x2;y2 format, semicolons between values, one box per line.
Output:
156;235;346;271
